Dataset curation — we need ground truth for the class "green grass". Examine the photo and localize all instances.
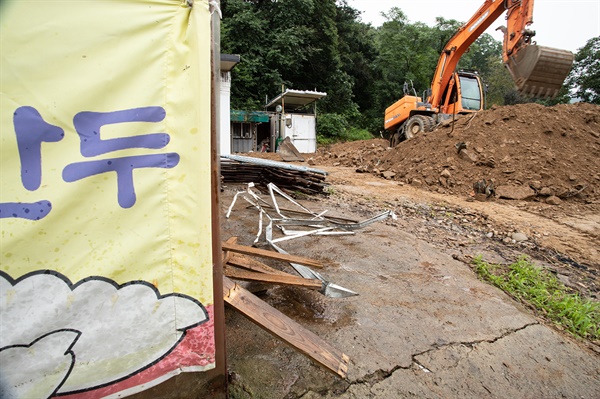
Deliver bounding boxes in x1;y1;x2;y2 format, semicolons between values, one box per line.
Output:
472;255;599;340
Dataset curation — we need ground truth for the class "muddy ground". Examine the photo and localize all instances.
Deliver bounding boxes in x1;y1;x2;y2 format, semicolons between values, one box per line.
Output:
222;103;599;398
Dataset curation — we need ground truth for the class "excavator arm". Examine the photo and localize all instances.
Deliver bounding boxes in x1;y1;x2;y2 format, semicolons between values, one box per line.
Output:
428;0;573;107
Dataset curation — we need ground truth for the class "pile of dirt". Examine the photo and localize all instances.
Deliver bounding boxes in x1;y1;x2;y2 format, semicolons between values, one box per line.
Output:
313;102;600;205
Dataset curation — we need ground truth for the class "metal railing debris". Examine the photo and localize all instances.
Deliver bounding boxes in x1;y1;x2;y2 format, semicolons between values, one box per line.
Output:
224;183;397;298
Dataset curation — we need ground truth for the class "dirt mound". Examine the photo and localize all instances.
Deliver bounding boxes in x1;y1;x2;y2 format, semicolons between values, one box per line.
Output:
314;102;600;204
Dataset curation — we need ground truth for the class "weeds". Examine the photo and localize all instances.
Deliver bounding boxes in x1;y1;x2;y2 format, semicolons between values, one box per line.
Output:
473;255;599;340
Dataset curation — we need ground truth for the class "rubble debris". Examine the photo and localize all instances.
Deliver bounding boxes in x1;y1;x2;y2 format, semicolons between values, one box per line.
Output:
269;242;358;299
223;276;350;378
222;240;325;269
546;195;562;205
225;182;395;298
277;137;305;162
226;182;396;242
496;185;536;200
473;179;495;197
310;103;600;204
221;237;351;377
221;154;328;195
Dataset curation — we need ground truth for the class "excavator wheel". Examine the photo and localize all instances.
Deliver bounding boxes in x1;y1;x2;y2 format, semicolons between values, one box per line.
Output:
404;115;435;140
506;45;574;98
390;130;402;147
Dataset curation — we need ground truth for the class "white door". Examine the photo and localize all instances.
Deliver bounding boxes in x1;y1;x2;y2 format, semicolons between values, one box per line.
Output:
283;114;316;153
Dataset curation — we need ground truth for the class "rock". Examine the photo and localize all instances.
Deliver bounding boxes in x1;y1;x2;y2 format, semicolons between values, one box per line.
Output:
539;187;553;196
410;178;422;186
440;169;451;178
474;193;488;202
512;232;528;242
546;196;562;205
529;180;542;190
496;185;536;200
486;232;494;238
459;149;478;162
382;170;396;180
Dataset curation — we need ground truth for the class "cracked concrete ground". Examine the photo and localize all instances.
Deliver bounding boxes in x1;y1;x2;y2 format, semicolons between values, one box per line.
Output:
222;186;599;399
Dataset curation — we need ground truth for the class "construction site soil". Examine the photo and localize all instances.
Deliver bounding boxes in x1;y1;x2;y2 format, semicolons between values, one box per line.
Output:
316;102;600;206
222;102;599;399
316;102;599;268
248;102;600;275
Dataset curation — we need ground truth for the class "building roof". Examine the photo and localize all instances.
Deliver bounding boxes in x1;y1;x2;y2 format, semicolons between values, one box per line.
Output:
220;54;240;72
265;89;327;111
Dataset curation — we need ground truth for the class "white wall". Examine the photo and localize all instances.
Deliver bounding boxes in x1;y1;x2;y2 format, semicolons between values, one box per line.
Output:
219;71;232;156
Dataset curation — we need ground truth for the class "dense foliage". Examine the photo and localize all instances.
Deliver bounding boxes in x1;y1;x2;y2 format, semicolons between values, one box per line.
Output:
221;0;591;142
567;36;600;104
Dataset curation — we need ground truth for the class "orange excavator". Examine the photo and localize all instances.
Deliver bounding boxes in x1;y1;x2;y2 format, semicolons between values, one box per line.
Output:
385;0;574;146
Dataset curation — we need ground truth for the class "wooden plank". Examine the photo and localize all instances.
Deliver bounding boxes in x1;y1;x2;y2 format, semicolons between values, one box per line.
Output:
227;254;290;276
224;266;323;289
222;236;238;264
223;276;349;378
221;241;325;268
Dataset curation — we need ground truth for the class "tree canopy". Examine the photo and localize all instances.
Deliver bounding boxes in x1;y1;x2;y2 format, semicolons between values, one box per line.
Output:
567;36;600;104
220;0;587;141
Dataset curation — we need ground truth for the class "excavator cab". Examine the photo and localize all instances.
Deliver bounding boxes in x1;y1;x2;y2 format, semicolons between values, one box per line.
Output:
458;74;483;111
439;71;484;115
505;44;574;98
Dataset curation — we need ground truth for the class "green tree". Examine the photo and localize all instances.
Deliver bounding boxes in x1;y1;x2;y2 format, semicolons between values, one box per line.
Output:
567;36;600;104
221;0;361;115
335;1;379;126
374;9;440;118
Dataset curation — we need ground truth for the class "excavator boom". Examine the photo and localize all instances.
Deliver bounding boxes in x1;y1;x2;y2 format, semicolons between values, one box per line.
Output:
430;0;572;105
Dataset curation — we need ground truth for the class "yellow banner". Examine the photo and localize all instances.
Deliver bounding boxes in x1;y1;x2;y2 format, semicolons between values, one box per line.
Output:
0;1;215;397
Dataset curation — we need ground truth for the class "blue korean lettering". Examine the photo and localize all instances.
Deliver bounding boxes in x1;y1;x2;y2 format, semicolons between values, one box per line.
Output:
13;106;64;190
73;107;169;157
0;201;52;220
63;153;180;208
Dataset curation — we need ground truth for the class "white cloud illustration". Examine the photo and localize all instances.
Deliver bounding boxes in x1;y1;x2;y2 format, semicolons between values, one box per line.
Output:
0;270;208;396
0;329;79;399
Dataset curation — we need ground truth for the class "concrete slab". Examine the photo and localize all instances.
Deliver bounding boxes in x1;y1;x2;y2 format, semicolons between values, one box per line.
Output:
222;189;600;399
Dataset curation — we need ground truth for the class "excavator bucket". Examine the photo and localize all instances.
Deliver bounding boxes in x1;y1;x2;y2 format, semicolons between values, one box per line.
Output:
506;45;574;98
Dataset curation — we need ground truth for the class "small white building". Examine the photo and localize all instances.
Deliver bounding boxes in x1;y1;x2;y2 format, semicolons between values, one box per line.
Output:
265;89;327;153
220;59;326;155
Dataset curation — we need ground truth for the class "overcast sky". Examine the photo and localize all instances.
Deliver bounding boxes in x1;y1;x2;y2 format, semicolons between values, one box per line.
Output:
347;0;600;53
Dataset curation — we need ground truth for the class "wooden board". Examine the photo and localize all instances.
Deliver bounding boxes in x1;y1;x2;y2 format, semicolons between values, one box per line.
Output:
227;254;291;276
222;241;325;268
224;265;323;289
222;236;238;264
223;276;349;378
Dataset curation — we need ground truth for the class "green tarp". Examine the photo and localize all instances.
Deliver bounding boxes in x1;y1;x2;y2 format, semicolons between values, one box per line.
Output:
231;110;269;123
